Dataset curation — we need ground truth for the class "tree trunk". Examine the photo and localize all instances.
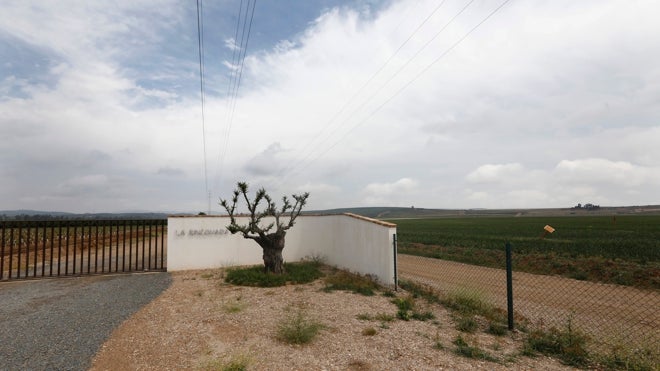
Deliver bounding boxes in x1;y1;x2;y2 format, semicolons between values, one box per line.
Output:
257;232;286;274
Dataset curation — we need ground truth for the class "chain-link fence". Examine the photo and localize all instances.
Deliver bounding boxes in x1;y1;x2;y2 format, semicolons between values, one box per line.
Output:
397;250;659;366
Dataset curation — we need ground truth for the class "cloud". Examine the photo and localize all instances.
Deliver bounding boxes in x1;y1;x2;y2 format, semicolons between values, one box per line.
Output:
243;142;287;176
1;0;660;212
555;158;660;187
362;178;419;206
466;163;524;184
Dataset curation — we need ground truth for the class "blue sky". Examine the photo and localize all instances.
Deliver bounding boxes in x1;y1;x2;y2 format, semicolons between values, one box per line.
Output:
1;0;659;213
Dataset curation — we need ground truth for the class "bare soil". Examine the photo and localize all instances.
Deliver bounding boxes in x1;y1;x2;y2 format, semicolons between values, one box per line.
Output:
91;268;576;371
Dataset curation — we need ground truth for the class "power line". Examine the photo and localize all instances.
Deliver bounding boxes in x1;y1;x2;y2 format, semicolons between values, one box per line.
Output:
274;0;475;185
216;0;256;198
196;0;210;214
280;0;512;183
276;0;450;180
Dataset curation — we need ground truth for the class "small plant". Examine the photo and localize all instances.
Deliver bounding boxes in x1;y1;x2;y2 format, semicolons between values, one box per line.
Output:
223;297;246;314
323;270;380;296
453;335;498;362
199;354;250;371
487;322;508;336
276;308;324;345
200;273;214;279
375;313;395;322
411;311;435;321
397;279;440;303
382;289;396;297
392;296;415;312
456;316;478;333
362;327;377;336
221;355;250;371
522;315;590;366
396;309;411;321
356;313;372;321
599;343;657;371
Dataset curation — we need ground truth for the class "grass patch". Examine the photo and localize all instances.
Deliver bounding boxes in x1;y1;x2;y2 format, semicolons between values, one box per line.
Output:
375;313;395;322
225;261;323;287
456;316;478;333
362;327;377;336
411;310;435;321
522;315;589;367
599;343;658;371
323;270;380;296
276;308;324;345
356;313;372;321
398;279;441;303
199;354;250;371
222;296;246;314
453;335;498;362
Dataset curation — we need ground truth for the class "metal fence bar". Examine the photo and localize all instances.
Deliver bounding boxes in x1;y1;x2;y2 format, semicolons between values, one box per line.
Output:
1;219;167;281
0;224;5;280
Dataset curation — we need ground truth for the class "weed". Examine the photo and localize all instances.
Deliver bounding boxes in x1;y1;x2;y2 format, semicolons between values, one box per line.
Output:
362;327;377;336
323;271;380;296
382;289;396;298
356;313;372;321
453;335;498;362
522;315;590;366
375;313;395;322
200;273;214;279
599;343;657;371
223;297;246;314
397;280;440;303
391;296;415;312
276;308;324;345
396;309;411;321
198;354;250;371
456;316;478;333
487;322;508;336
411;310;435;321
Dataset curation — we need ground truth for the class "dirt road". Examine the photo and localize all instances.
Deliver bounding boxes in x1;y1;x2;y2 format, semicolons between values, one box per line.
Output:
397;254;659;353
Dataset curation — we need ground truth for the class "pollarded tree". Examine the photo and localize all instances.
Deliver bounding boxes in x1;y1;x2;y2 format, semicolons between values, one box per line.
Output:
220;182;309;274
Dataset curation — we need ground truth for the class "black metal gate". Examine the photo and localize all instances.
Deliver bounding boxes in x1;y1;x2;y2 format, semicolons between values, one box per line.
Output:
0;219;167;281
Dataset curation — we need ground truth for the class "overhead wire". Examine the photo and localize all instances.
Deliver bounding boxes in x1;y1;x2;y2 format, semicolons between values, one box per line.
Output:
274;0;450;180
278;0;512;183
196;0;210;214
272;0;474;186
217;0;257;209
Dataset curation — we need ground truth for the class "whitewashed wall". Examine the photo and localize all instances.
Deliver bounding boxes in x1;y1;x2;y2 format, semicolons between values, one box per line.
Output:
167;214;397;285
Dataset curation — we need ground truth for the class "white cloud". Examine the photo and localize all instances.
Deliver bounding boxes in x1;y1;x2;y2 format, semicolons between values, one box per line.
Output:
1;0;660;212
466;163;524;184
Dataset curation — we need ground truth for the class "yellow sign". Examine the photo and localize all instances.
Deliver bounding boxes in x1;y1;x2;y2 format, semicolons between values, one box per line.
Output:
544;225;555;233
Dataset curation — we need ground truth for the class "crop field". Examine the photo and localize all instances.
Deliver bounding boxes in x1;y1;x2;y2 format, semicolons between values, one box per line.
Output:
393;215;660;289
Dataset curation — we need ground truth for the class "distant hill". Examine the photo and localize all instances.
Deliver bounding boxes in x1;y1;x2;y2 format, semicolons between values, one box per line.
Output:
3;205;660;221
0;210;169;220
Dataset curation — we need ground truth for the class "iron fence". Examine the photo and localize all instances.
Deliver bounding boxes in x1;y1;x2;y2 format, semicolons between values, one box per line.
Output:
0;219;167;281
397;244;659;366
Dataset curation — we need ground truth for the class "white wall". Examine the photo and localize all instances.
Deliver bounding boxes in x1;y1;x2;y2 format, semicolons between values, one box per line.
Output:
167;214;397;285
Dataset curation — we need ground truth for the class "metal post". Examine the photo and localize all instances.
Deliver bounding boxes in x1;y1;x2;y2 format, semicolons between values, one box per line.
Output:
506;241;514;331
393;233;398;291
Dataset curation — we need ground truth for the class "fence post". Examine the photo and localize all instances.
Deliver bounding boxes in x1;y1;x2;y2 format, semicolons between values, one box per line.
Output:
393;233;398;291
506;241;514;330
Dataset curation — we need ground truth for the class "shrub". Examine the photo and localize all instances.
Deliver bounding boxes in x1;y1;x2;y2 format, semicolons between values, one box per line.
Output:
276;309;324;345
323;271;380;296
225;261;323;287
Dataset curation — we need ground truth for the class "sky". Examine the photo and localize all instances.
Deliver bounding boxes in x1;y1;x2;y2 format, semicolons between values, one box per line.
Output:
1;0;659;214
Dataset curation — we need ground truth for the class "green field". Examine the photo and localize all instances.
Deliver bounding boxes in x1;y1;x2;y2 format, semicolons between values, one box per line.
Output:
393;215;660;290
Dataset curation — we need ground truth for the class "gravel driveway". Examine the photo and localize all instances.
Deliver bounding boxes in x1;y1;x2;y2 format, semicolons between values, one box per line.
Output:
0;272;171;371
